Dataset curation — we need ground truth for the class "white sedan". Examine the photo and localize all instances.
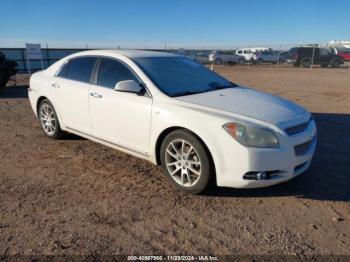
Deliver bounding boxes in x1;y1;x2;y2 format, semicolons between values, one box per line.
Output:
28;50;317;194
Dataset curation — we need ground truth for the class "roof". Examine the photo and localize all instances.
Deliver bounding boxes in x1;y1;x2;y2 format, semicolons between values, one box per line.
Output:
71;49;180;58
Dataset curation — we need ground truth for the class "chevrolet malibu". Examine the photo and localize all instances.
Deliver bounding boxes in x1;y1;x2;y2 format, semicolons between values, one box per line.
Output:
28;50;317;194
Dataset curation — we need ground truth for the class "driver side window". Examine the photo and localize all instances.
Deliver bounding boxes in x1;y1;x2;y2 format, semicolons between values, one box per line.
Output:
97;58;139;88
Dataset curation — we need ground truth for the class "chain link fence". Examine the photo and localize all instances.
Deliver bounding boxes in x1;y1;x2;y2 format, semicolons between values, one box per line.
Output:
1;42;349;73
163;43;349;70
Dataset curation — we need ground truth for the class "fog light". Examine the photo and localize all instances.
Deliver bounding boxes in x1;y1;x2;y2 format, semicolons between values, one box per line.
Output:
256;171;267;180
243;170;279;180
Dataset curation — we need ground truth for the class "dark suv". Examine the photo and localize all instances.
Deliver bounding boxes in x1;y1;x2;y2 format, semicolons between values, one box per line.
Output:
289;47;344;68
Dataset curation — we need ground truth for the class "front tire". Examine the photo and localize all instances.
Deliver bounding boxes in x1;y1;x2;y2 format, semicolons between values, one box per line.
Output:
160;130;212;194
38;99;64;139
331;60;340;68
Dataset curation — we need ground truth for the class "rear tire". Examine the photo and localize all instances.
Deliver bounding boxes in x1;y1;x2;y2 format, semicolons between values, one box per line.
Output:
302;59;311;68
38;99;65;139
160;129;213;194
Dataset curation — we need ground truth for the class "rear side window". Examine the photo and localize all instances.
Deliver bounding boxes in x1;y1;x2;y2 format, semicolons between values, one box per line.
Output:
57;62;69;77
319;48;330;55
289;48;298;56
97;58;139;88
300;48;313;56
65;57;97;83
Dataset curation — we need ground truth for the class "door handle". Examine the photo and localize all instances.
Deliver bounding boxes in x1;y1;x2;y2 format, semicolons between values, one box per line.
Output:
90;92;102;98
51;83;60;88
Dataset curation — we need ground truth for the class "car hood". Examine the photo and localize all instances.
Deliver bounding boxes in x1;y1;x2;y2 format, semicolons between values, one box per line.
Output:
175;86;306;124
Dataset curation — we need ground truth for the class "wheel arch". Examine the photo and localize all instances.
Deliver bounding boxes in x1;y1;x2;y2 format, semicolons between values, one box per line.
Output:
300;57;311;63
36;96;63;126
36;96;49;115
155;127;216;181
331;57;341;63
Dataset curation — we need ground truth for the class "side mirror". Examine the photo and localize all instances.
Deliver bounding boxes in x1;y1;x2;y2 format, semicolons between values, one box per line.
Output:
115;80;143;94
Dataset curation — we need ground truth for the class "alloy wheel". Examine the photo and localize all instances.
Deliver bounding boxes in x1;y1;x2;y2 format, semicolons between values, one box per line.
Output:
165;139;202;187
40;103;57;136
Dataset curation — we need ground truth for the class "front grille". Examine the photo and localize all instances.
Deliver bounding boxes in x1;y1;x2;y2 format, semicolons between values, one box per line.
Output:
285;120;310;136
294;139;313;156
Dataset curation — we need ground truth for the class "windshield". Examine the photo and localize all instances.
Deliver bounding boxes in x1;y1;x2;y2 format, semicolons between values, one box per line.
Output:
133;56;237;97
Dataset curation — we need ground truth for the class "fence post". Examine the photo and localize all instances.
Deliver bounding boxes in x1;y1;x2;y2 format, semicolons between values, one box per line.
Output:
223;46;226;67
24;42;31;75
21;48;27;74
277;45;281;68
248;45;251;69
311;45;316;69
45;43;50;68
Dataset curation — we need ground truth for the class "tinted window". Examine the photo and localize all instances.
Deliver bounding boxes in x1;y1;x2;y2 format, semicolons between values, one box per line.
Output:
299;48;313;56
66;57;97;83
319;48;330;55
57;62;69;77
97;58;139;88
289;48;298;56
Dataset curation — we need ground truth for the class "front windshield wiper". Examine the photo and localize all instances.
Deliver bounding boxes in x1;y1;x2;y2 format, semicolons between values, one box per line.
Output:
170;91;205;97
208;82;237;90
170;82;237;97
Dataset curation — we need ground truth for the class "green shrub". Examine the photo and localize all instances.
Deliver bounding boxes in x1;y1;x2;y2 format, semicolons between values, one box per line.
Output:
0;52;18;89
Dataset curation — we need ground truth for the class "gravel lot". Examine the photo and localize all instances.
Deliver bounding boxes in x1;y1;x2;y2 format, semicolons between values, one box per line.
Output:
0;66;349;257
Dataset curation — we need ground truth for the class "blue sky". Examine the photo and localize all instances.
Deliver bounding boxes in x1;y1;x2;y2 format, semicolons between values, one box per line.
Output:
1;0;349;48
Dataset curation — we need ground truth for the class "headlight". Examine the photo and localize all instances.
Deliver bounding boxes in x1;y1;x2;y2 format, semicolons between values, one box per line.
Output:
223;122;279;148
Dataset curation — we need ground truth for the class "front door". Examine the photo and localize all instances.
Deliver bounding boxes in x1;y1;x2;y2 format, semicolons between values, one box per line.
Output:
88;58;152;155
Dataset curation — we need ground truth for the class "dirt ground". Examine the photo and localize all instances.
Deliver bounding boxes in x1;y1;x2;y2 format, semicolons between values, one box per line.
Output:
0;66;349;258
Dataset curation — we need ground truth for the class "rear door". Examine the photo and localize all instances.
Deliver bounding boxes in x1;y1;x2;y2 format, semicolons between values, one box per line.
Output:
52;56;97;134
317;48;332;64
88;57;152;155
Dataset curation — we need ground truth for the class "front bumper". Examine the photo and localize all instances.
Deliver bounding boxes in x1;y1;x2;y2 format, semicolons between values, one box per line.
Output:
214;116;317;188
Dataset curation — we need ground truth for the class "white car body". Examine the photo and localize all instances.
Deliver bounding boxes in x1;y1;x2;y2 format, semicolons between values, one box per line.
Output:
236;47;269;61
28;50;317;189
